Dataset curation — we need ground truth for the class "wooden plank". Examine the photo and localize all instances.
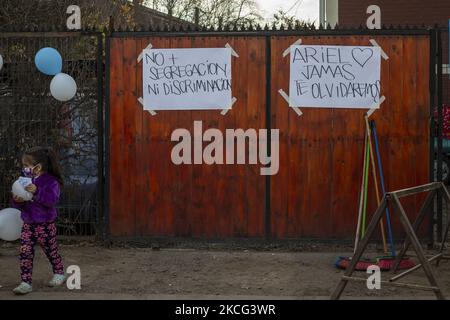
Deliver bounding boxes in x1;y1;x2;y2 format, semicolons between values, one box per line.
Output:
135;38;146;236
415;36;431;235
246;36;266;237
392;190;436;274
233;36;249;237
392;194;445;300
329;35;367;238
270;36;289;238
401;36;419;228
157;35;175;236
205;36;222;238
126;38;138;235
109;38;126;236
145;36;167;236
355;35;382;239
331;197;388;299
289;34;312;237
172;36;193;237
384;36;404;236
367;35;392;240
288;35;334;238
286;35;303;238
306;35;333;238
122;38;138;236
219;37;239;238
211;36;231;237
143;37;154;237
188;37;204;237
164;35;178;237
141;37;152;237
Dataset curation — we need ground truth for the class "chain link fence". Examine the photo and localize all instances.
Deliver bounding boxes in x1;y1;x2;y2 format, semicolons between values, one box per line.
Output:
0;32;103;237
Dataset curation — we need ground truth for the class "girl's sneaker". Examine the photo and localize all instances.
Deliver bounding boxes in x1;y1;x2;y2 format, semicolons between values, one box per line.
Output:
48;274;67;287
12;282;33;295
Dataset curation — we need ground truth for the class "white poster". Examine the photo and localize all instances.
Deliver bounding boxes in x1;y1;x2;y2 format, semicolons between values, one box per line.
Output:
289;45;381;109
143;48;232;110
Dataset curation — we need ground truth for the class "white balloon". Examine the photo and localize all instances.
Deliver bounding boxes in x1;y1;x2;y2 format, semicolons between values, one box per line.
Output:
50;73;77;102
0;208;23;241
0;54;3;71
12;179;33;201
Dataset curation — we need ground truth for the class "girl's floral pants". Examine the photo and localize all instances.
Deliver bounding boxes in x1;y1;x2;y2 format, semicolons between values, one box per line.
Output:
20;222;64;285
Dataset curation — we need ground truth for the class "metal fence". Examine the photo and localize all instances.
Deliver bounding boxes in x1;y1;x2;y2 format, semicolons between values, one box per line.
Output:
107;27;434;240
0;31;103;237
0;25;447;243
435;26;450;243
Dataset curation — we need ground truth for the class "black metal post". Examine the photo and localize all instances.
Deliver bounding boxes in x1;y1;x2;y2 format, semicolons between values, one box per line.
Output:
109;29;431;38
437;28;444;242
103;32;111;243
96;32;105;241
429;28;437;247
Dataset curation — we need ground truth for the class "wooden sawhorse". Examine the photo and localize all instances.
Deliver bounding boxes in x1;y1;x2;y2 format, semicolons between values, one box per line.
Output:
331;182;450;300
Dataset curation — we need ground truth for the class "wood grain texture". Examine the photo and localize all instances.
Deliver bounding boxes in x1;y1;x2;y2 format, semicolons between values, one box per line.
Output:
109;35;430;239
270;35;430;239
109;36;266;238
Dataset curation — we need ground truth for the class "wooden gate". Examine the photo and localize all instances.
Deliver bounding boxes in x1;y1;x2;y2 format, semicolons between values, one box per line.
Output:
107;29;431;239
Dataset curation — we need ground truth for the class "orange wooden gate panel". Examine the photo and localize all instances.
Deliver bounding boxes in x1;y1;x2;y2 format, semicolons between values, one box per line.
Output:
109;36;267;237
108;33;430;239
270;35;430;238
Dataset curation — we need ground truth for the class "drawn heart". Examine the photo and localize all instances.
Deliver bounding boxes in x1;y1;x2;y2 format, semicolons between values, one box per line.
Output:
351;48;374;68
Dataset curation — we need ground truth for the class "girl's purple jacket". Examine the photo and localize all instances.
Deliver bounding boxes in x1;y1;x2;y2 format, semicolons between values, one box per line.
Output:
11;173;61;224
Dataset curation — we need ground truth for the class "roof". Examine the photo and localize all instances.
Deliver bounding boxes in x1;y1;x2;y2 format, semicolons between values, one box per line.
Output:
123;0;196;28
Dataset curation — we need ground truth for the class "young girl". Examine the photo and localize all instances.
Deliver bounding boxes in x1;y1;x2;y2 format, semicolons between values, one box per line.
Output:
11;146;66;295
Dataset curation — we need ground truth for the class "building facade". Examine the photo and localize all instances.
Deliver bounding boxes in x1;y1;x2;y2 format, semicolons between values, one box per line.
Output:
339;0;449;28
321;0;450;28
321;0;449;105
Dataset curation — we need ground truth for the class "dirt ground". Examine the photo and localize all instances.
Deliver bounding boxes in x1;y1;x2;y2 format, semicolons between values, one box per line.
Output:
1;241;449;300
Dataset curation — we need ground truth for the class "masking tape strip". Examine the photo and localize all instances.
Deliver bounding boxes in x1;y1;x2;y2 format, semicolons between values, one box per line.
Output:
225;43;239;58
366;95;386;118
220;97;238;115
278;89;303;116
283;38;302;58
137;43;154;63
369;39;389;60
138;97;157;116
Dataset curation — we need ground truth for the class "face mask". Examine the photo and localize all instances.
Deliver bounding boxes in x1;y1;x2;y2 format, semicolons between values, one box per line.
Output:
22;164;39;177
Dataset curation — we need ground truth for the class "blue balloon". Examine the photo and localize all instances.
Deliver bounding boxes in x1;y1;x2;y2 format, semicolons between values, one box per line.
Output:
35;47;62;75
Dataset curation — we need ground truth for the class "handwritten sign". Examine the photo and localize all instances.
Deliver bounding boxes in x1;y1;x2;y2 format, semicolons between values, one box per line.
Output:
143;48;232;110
289;45;381;109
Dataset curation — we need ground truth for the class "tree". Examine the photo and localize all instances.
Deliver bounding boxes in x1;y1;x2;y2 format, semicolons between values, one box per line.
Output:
0;0;136;30
0;0;264;30
142;0;263;28
271;8;315;29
